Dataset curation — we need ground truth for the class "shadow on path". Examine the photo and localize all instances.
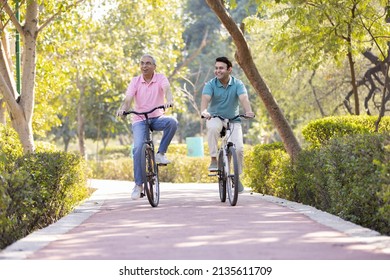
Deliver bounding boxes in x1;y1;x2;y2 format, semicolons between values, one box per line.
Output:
1;179;389;260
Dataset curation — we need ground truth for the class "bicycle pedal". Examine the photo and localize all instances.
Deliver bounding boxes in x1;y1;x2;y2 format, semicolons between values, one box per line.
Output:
208;173;218;177
157;163;167;166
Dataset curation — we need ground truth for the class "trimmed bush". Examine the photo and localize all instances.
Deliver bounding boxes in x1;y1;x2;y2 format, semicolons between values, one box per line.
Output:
89;143;253;184
0;151;91;249
302;115;390;147
0;124;23;173
292;148;331;209
89;155;215;183
242;134;390;235
315;134;390;234
97;145;132;160
89;158;134;181
242;142;292;198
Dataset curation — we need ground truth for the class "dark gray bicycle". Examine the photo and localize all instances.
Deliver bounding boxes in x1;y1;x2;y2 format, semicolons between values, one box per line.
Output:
205;114;253;206
124;105;170;207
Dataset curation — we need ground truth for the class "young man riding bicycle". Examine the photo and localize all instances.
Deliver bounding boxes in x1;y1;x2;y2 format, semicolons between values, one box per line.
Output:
117;54;178;200
201;57;255;192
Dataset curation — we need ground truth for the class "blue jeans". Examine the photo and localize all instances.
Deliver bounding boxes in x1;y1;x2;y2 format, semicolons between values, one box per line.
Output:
132;115;178;185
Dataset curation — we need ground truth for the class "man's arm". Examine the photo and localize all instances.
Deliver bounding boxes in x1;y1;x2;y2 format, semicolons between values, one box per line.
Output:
201;94;212;119
163;84;174;107
116;94;133;117
239;94;255;118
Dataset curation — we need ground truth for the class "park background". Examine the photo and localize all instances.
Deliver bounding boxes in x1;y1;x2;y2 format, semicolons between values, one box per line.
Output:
1;0;389;249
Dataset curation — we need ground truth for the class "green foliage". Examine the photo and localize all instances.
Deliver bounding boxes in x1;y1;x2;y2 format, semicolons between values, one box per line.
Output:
377;143;390;224
98;145;132;159
0;124;23;173
243;133;390;235
301;134;390;234
158;154;215;183
38;0;187;146
302;115;390;147
0;149;91;249
35;141;60;153
292;148;332;209
263;0;390;69
89;158;134;181
0;169;35;249
242;142;292;198
89;143;215;183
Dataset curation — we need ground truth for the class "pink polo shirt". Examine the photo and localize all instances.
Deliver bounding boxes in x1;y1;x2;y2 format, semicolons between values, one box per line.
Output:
125;73;170;124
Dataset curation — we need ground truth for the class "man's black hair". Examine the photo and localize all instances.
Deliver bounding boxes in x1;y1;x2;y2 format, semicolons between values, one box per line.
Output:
215;57;232;69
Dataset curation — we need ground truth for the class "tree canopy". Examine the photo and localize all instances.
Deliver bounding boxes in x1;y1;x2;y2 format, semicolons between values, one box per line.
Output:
1;0;389;157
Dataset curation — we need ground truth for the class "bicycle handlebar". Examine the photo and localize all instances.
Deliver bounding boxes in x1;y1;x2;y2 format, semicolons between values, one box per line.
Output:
201;114;254;121
123;104;172;116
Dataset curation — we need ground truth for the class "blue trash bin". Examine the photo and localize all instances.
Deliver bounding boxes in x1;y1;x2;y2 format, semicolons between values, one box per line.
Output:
186;137;204;157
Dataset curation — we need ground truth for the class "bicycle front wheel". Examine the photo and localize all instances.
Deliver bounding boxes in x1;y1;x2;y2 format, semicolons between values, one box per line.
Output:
141;144;160;207
218;149;226;202
226;146;239;206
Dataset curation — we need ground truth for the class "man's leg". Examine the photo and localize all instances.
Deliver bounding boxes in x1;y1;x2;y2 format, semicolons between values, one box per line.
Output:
151;115;178;155
206;117;223;170
132;121;147;186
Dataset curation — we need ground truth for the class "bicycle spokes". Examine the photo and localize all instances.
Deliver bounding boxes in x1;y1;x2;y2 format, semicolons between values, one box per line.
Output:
142;146;160;207
226;147;239;206
218;150;226;202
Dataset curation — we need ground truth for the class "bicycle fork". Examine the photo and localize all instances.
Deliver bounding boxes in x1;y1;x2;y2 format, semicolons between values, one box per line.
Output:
222;142;235;179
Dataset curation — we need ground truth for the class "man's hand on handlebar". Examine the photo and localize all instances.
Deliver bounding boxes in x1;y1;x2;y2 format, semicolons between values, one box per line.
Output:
164;102;174;109
244;111;255;119
116;109;126;117
201;110;211;120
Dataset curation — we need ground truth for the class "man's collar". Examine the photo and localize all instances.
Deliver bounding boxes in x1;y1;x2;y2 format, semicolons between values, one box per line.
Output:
216;76;232;87
141;73;155;83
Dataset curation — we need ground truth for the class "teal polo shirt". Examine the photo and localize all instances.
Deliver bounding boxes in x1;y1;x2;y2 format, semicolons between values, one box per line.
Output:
202;76;247;121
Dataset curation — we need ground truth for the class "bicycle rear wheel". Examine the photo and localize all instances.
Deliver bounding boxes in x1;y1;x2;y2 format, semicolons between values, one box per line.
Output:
226;146;239;206
141;144;160;207
218;149;226;202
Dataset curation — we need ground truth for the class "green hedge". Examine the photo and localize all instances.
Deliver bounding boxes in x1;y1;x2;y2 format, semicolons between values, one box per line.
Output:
307;134;390;234
0;123;91;249
0;124;23;173
0;151;91;249
242;142;292;198
90;143;214;183
90;143;253;183
302;115;390;147
243;134;390;235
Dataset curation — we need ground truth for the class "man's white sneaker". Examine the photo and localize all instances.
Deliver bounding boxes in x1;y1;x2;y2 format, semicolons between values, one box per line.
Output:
155;153;170;164
131;185;143;200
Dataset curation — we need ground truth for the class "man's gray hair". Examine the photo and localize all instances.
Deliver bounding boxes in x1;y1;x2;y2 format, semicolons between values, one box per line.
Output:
141;54;156;65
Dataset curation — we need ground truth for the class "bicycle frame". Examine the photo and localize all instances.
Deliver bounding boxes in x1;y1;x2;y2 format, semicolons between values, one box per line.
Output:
216;115;240;206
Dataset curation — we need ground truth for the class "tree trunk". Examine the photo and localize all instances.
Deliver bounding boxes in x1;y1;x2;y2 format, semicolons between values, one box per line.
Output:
11;113;35;152
77;92;86;158
309;70;326;117
347;51;360;115
0;99;6;124
375;62;390;131
205;0;301;161
0;1;39;153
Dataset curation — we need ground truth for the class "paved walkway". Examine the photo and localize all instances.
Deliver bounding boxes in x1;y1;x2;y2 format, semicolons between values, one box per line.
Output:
1;179;390;260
